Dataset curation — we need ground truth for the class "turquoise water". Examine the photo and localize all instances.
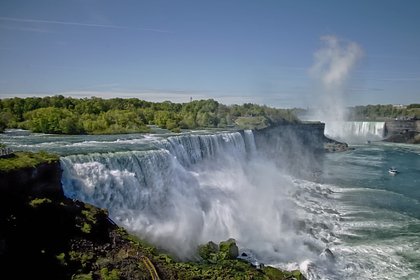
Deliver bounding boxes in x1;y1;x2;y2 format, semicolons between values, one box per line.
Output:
1;130;419;279
319;143;420;279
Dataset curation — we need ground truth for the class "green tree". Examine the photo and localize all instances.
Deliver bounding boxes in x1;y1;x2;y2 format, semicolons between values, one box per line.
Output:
23;107;84;134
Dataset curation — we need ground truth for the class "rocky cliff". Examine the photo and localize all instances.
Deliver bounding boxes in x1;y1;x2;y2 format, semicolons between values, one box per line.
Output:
0;161;63;200
384;120;420;144
252;122;347;178
253;122;327;155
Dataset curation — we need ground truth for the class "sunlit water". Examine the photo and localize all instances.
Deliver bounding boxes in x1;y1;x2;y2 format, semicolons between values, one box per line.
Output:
1;129;419;279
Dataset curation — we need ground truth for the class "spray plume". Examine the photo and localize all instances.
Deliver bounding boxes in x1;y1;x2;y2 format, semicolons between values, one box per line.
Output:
309;35;363;125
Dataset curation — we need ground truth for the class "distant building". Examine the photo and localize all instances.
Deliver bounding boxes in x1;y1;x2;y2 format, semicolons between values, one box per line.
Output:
392;104;407;109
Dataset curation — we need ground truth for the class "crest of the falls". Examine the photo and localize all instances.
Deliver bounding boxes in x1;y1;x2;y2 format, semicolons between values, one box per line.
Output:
325;121;385;142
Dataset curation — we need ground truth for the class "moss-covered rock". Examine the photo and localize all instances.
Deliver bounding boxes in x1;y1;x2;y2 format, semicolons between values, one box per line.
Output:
29;197;52;208
198;238;239;262
263;266;287;279
219;238;239;260
198;241;219;262
0;151;59;172
0;156;63;200
235;116;271;130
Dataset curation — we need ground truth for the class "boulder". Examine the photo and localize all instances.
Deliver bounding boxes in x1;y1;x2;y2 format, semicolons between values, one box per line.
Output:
218;238;239;260
198;241;218;261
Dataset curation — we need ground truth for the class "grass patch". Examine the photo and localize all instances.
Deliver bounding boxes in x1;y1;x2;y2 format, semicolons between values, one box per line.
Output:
78;204;107;234
56;252;67;266
81;222;92;234
234;116;270;130
69;251;94;268
0;151;59;172
71;272;93;280
29;198;52;208
100;268;120;280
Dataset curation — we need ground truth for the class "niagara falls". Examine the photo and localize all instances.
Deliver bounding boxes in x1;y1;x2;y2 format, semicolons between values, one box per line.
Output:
1;1;420;279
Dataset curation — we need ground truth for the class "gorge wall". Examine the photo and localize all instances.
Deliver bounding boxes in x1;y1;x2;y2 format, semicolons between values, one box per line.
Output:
254;123;326;151
253;122;333;177
0;161;63;200
384;120;420;144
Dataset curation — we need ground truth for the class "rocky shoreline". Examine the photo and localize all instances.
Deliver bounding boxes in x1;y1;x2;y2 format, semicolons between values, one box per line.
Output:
323;136;351;152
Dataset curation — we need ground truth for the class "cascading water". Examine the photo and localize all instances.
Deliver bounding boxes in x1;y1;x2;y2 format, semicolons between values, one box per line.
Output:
324;121;385;142
60;131;337;278
244;129;257;157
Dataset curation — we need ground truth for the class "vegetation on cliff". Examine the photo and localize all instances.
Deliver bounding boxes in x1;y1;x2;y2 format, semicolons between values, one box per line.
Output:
0;194;306;280
0;95;299;134
0;151;59;172
295;104;420;122
347;104;420;121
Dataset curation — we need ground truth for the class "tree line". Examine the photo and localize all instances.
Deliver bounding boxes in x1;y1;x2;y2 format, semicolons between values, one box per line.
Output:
0;96;299;134
295;104;420;122
347;104;420;121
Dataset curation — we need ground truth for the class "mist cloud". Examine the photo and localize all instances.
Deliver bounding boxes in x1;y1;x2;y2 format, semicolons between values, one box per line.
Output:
310;35;363;90
308;35;363;133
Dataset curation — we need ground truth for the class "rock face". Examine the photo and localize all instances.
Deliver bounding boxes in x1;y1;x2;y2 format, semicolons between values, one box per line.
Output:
252;122;348;179
219;238;239;260
253;122;350;155
252;122;327;170
198;241;219;261
198;239;239;262
383;120;420;144
0;161;64;200
323;136;351;152
253;123;327;156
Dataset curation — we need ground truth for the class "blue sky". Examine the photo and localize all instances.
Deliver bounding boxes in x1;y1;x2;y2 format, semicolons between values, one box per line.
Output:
0;0;419;108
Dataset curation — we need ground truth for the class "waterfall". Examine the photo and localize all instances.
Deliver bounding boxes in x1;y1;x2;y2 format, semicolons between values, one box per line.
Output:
60;130;322;266
243;129;257;157
60;132;252;257
160;132;246;166
325;121;385;142
61;131;248;212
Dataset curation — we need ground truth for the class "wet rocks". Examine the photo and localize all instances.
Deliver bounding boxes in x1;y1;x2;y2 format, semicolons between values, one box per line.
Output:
320;248;335;263
198;238;239;262
219;238;239;260
323;136;351;152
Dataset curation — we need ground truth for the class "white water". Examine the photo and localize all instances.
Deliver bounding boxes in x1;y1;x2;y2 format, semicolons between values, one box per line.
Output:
60;131;340;277
325;121;385;142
